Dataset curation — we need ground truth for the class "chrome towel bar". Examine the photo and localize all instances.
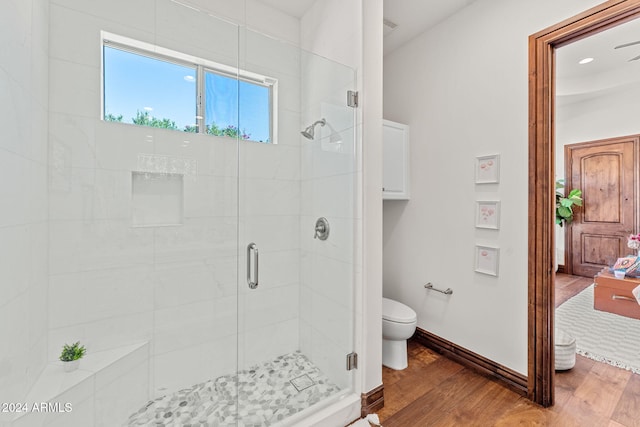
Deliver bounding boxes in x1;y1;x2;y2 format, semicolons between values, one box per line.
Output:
424;282;453;295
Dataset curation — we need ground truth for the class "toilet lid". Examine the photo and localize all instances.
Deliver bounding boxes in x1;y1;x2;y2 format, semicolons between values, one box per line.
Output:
382;298;417;323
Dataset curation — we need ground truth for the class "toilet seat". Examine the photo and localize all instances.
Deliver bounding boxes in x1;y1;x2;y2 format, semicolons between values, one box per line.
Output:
382;298;417;324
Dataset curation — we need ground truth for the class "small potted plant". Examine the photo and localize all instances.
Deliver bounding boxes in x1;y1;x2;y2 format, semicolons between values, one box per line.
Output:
59;342;86;372
556;179;583;227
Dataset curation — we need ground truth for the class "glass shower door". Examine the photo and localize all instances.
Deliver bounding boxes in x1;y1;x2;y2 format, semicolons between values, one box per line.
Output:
235;26;357;424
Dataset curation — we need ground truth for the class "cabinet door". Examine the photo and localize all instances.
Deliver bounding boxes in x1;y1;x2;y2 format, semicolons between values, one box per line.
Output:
383;120;410;200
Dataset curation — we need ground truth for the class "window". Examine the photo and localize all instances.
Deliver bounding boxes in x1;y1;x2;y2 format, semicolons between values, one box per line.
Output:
102;33;276;143
204;72;272;143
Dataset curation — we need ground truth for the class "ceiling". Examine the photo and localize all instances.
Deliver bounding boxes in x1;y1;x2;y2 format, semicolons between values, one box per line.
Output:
382;0;478;55
255;0;317;20
556;17;640;103
255;0;639;98
256;0;478;55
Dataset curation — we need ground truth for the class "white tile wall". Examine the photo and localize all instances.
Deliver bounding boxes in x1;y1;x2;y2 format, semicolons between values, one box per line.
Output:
49;5;154;69
49;168;131;221
48;220;155;275
0;0;49;413
48;59;99;119
50;0;157;34
244;0;300;47
93;359;149;427
154;299;225;354
48;312;154;361
182;175;238;218
48;267;154;330
154;260;224;309
239;178;300;216
155;0;239;66
153;334;237;397
239;283;299;332
153;217;237;263
131;172;184;226
242;29;301;79
238;318;299;370
300;0;361;70
0;1;32;91
48;113;96;171
239;142;301;180
301;180;355;225
278;110;303;147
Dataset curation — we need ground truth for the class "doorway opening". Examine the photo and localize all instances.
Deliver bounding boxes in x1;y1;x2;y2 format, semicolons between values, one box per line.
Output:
528;0;640;407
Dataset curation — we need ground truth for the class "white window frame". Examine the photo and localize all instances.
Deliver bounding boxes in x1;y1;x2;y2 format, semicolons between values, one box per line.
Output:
100;31;278;143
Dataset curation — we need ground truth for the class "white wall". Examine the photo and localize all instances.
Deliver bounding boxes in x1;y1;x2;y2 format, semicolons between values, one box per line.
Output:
0;0;49;421
383;0;602;374
360;0;384;397
557;82;640;156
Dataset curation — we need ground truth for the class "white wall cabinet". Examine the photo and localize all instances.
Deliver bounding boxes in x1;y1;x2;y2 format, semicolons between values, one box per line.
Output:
383;119;410;200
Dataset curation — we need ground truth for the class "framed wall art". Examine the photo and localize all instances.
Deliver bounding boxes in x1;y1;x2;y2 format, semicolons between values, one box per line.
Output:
475;201;500;229
475;245;500;276
475;154;500;184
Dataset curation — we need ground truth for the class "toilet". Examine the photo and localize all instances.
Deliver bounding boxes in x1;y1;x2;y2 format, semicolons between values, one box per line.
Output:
382;297;418;370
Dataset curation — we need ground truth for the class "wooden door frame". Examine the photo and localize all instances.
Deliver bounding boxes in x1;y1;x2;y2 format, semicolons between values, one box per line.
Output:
528;0;640;407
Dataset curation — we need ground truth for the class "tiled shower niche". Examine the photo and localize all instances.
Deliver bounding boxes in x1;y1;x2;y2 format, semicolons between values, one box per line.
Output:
131;172;184;227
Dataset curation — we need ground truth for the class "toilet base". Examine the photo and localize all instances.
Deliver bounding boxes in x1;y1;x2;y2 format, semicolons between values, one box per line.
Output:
382;338;408;370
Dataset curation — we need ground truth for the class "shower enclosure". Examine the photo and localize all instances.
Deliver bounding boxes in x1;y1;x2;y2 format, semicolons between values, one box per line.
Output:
1;1;359;426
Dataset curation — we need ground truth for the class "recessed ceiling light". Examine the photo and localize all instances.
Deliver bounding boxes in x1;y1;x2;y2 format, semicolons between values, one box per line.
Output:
578;57;594;64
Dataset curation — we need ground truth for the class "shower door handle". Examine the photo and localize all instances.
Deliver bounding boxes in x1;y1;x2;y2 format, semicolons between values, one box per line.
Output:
247;243;258;289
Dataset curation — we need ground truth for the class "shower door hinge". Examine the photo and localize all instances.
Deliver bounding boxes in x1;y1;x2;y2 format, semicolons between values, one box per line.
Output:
347;90;358;108
346;352;358;370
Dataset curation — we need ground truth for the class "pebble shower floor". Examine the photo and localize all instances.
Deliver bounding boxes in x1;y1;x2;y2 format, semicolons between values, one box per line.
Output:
128;351;342;426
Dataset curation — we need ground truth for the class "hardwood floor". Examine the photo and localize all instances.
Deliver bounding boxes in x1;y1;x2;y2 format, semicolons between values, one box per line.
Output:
378;273;640;426
554;273;592;308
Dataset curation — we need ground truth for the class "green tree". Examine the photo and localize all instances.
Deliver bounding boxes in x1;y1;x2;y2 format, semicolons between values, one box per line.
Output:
206;123;251;140
104;113;123;122
104;111;253;140
131;110;178;130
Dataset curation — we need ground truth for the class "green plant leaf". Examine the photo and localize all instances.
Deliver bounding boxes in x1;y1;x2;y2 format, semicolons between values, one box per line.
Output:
59;341;86;362
557;206;572;218
567;189;582;198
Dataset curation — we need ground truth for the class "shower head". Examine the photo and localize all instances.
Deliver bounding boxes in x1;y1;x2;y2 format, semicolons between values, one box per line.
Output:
301;118;326;140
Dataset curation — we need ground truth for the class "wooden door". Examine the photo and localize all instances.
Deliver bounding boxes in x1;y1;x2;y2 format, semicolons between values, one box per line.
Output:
566;135;639;277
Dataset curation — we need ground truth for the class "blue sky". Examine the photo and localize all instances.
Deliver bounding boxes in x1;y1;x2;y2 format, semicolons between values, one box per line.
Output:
103;46;270;142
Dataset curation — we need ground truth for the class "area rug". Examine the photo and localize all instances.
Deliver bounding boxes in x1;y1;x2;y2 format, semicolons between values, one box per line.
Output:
556;284;640;373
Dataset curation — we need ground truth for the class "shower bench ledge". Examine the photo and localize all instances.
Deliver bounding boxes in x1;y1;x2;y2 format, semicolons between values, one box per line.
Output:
11;342;149;426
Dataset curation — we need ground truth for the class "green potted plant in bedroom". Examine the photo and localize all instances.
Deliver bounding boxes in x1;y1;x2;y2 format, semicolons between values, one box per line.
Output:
59;341;86;372
556;179;583;227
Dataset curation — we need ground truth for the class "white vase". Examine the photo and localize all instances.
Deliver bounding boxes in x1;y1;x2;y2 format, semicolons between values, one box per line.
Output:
62;359;80;372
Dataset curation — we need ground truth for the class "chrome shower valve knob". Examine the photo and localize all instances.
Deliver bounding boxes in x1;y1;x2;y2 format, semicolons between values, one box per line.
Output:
314;217;330;240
